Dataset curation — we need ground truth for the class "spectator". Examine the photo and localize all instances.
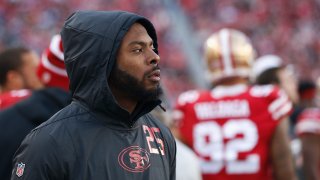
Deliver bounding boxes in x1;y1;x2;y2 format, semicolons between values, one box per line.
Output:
0;47;43;109
0;34;70;180
298;80;317;108
11;10;176;180
291;80;317;125
252;53;303;179
174;28;297;180
295;79;320;180
252;54;299;105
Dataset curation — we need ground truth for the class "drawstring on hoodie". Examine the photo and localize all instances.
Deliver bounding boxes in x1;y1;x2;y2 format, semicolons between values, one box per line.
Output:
159;104;166;112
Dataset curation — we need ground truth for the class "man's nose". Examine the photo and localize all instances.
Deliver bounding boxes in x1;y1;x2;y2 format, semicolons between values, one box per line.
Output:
147;49;160;66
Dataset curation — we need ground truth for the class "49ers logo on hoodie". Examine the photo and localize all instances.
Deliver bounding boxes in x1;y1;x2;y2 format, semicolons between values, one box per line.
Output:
118;146;151;172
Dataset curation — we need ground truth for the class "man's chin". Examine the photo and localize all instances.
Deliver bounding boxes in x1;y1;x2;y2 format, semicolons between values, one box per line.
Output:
147;84;160;92
143;86;163;101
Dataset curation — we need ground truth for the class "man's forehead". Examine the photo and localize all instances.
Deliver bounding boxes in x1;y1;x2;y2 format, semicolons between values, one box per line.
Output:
124;23;152;42
129;23;147;33
22;51;38;62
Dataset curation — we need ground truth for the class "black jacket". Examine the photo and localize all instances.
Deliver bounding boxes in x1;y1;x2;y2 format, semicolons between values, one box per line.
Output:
0;88;70;180
11;11;176;180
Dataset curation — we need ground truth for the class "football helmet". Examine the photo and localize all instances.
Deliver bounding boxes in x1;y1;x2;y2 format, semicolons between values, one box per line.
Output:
204;28;256;83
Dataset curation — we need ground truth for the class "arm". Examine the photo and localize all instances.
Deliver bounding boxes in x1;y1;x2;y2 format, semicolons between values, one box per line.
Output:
270;117;297;180
300;134;320;180
11;131;65;180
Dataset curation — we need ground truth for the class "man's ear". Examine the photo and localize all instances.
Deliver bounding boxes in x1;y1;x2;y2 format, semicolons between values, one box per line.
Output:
5;70;23;87
7;70;20;80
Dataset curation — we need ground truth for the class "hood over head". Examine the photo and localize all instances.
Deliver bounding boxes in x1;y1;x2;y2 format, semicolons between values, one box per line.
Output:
60;10;160;121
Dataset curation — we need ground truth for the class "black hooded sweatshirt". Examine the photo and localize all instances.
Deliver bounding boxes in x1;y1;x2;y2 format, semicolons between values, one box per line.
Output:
11;11;176;180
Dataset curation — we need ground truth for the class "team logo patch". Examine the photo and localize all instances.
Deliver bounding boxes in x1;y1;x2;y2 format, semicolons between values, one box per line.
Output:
16;162;25;177
118;146;151;173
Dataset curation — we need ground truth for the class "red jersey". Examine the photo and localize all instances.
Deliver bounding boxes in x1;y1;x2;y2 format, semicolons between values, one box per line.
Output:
0;89;31;110
296;108;320;136
174;84;292;180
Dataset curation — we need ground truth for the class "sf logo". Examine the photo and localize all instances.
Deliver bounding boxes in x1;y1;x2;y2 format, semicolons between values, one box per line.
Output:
129;149;150;169
118;146;151;172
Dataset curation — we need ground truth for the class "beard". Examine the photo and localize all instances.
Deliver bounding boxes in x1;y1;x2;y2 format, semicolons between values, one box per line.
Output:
109;65;163;102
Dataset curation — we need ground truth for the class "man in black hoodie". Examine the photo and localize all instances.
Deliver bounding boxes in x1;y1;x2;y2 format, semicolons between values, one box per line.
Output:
0;34;71;180
11;11;176;180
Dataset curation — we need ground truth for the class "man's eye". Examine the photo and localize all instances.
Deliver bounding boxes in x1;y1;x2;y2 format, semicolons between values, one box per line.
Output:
133;49;143;53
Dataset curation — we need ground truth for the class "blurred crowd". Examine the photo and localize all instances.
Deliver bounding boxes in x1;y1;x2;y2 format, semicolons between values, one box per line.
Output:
179;0;320;81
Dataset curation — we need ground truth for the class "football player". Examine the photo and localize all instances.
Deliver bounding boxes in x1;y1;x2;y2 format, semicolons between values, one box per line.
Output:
173;28;297;180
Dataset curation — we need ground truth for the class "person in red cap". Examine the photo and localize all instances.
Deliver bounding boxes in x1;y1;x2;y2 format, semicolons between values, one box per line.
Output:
0;47;44;110
37;34;69;92
0;34;71;180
